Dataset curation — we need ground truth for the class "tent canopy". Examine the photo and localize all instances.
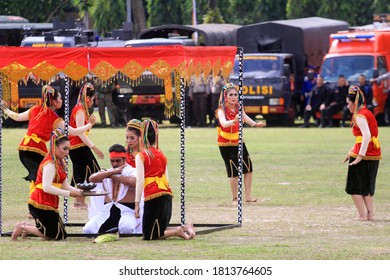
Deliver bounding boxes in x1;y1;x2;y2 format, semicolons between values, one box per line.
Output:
0;45;237;116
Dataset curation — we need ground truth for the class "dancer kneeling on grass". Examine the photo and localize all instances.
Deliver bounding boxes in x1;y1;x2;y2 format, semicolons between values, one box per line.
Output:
134;119;195;240
343;85;381;221
216;83;266;206
83;144;143;234
12;128;83;241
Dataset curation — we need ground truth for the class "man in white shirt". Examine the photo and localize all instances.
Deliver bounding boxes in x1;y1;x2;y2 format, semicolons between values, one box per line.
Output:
83;144;143;234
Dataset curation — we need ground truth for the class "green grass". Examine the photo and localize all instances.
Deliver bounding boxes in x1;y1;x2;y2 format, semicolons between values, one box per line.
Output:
1;124;390;260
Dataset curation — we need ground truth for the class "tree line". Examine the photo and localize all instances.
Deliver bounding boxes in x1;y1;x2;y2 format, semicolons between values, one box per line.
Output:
1;0;389;36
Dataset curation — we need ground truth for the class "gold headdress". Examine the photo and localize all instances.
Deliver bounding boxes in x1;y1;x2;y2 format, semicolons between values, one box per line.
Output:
348;85;365;126
126;119;143;131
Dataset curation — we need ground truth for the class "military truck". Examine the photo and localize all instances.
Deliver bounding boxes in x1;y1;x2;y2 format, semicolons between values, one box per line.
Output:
231;17;348;126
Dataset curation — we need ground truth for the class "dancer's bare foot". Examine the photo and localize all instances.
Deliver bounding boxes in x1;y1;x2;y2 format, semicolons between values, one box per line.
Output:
367;211;375;221
176;226;190;240
183;223;196;239
11;222;27;241
232;197;238;206
245;197;258;203
72;202;88;209
354;215;367;221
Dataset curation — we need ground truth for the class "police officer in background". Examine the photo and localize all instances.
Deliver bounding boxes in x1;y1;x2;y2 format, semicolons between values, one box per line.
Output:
189;76;210;127
301;76;330;128
324;74;349;127
208;74;225;127
96;81;118;128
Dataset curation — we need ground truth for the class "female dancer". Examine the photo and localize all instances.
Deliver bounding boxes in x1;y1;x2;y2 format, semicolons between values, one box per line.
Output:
125;119;143;168
134;119;195;240
12;128;83;241
343;85;381;221
216;83;265;205
69;82;104;209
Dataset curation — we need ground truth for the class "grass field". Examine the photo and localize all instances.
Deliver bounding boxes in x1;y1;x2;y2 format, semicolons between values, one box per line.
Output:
0;124;389;260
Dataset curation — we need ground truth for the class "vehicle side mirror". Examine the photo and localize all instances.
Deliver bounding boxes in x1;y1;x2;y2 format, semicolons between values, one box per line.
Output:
283;64;290;76
373;69;379;78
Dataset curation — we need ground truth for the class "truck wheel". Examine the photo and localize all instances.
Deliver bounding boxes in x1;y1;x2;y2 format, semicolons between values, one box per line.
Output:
279;102;296;126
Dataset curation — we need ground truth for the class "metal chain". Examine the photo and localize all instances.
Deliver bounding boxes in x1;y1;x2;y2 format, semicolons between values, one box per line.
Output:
237;48;244;225
63;75;70;223
0;74;3;235
180;77;186;226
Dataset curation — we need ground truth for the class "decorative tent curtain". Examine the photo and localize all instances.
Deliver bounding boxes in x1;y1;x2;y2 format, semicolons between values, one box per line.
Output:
0;46;236;117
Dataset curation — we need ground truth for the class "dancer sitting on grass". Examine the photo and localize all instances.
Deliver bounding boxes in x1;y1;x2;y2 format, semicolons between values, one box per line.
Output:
12;128;83;241
216;83;266;206
134;119;195;240
83;144;143;234
343;85;381;221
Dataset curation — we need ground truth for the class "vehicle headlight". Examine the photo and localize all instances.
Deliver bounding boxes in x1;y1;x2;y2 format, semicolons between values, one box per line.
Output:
119;87;133;94
269;98;281;105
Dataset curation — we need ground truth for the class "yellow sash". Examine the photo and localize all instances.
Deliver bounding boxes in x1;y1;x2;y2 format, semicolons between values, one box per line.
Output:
217;127;238;141
144;174;169;190
23;133;45;145
30;182;62;194
355;136;380;149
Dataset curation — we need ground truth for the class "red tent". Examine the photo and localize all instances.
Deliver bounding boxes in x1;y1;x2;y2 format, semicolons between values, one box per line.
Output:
0;46;236;116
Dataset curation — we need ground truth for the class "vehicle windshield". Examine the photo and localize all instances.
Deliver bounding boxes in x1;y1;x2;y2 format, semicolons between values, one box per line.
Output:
321;55;374;83
233;56;283;78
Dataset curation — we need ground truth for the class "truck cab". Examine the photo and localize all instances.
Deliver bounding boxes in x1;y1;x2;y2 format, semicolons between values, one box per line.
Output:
320;19;390;125
230;53;297;126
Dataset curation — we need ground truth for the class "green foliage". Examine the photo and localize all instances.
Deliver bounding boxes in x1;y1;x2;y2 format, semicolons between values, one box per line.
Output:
286;0;321;19
2;0;390;40
203;7;225;23
318;0;375;26
0;0;72;22
373;0;390;13
90;0;126;35
226;0;263;24
258;0;288;21
145;0;187;26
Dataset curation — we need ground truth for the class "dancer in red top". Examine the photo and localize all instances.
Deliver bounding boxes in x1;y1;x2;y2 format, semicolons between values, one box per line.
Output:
216;83;265;206
343;85;381;221
134;119;195;240
11;128;83;241
69;82;104;209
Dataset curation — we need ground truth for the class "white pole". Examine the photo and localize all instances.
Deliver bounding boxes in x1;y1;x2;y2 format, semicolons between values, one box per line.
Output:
126;0;132;23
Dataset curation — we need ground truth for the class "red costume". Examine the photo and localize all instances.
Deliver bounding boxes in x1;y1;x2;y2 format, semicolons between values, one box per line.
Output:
350;107;381;160
139;147;173;201
217;107;239;146
28;156;67;211
18;106;62;156
69;104;89;149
